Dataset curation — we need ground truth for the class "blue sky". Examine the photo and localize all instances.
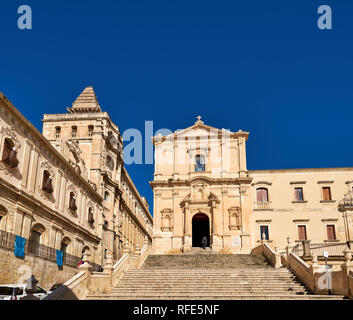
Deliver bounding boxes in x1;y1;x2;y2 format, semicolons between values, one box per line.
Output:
0;1;352;213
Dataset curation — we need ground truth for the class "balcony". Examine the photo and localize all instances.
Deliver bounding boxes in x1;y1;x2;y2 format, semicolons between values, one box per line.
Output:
0;230;102;271
253;201;272;211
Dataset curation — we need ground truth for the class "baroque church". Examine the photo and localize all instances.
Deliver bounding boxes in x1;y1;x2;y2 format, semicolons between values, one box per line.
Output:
1;86;353;300
151;116;353;254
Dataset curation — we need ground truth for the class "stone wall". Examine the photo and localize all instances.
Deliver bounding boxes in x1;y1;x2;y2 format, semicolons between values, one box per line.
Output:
0;247;78;290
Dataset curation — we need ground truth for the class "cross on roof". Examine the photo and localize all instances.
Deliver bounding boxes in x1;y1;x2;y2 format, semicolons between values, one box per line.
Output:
196;115;204;124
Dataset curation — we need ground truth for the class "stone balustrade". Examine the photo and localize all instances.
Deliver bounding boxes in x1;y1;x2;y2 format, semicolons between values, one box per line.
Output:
44;241;153;300
282;238;353;298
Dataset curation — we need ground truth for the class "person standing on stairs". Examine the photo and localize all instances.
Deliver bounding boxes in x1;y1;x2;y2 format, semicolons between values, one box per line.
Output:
201;236;207;250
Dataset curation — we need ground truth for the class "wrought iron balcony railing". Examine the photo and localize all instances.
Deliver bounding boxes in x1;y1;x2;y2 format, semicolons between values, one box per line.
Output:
0;230;102;271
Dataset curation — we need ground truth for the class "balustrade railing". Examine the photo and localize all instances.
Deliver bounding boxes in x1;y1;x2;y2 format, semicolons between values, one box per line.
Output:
309;242;348;257
254;201;271;210
292;241;348;257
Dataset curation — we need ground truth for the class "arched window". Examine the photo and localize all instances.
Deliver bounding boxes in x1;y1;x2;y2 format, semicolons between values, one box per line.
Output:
42;170;54;194
29;223;46;255
88;125;94;137
0;205;7;229
69;192;77;211
104;191;109;201
61;237;71;258
82;246;90;260
71;126;77;138
55;127;61;139
195;155;205;172
256;188;269;202
2;138;19;168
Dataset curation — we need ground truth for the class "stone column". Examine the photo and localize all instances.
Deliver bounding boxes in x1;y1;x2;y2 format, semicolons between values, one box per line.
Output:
183;206;192;252
302;240;312;259
13;211;24;236
238;137;247;178
341;249;353;297
21;214;33;239
104;251;114;289
79;251;93;295
286;236;297;267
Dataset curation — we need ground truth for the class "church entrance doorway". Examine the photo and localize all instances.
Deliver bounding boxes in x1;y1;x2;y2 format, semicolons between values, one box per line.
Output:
192;213;210;247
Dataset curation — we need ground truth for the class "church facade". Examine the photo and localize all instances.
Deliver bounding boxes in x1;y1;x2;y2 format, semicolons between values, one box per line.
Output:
150;117;353;254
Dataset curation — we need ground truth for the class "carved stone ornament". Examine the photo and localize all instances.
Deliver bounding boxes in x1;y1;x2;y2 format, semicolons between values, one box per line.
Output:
106;155;114;171
228;206;241;230
37;161;55;199
0;126;21;150
67;184;78;213
161;208;173;232
0;126;21;176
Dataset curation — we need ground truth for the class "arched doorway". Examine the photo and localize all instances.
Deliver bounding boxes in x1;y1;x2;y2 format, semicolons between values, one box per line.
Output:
192;213;210;247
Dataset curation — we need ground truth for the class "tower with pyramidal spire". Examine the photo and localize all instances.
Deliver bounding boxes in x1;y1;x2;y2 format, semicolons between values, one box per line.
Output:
42;86;153;265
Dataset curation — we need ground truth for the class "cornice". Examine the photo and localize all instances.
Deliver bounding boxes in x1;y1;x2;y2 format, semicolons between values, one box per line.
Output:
150;176;252;188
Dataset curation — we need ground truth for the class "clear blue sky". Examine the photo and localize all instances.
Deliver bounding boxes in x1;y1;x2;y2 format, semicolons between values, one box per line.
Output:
1;1;352;213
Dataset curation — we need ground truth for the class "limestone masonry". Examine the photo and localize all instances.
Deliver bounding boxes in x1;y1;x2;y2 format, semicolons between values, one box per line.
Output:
150;116;353;254
0;87;152;287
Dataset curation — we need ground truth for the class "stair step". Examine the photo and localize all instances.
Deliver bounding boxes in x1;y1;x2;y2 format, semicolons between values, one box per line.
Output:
85;253;347;300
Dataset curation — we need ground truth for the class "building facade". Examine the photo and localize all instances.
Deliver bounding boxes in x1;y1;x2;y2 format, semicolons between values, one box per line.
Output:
150;117;353;254
0;87;153;287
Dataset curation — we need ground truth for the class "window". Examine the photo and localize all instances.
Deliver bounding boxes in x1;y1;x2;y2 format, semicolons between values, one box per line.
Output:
2;138;19;168
326;225;336;241
60;242;68;254
42;170;54;194
322;187;332;201
0;205;6;227
71;126;77;138
88;207;94;225
104;191;109;201
256;188;269;202
61;237;71;257
294;187;304;201
297;225;307;240
55;127;61;138
88;125;94;137
260;226;269;240
34;286;46;294
195;155;205;172
69;192;77;211
29;230;41;256
0;286;23;296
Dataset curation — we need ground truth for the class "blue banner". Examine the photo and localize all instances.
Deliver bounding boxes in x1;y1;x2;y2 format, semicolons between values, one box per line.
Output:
14;235;26;258
56;250;63;267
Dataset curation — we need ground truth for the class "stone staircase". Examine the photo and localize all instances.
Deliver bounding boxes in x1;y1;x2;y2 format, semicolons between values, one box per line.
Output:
86;254;345;300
